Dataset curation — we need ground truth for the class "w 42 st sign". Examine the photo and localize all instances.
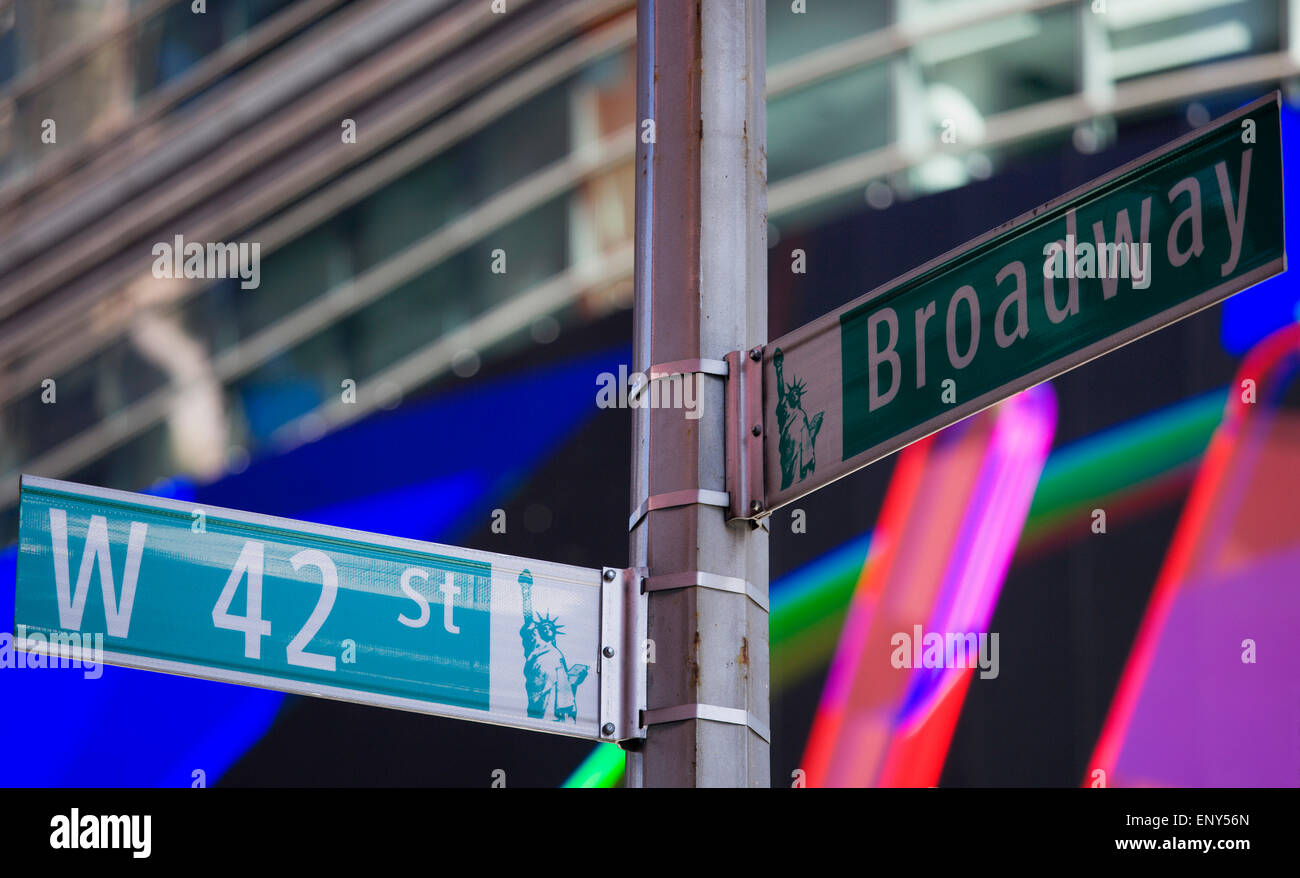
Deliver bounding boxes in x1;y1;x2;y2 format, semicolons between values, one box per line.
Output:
729;93;1285;518
14;476;638;741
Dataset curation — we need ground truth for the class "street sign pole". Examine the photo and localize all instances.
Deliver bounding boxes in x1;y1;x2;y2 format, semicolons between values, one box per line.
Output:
626;1;770;786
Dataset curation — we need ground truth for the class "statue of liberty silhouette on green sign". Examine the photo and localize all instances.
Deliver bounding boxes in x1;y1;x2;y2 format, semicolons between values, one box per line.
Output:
519;570;588;722
774;347;824;490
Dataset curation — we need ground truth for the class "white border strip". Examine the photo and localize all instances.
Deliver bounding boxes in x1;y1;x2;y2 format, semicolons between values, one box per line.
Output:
642;702;771;743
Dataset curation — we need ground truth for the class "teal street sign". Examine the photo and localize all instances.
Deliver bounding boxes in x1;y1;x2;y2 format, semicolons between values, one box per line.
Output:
758;92;1285;513
14;476;636;741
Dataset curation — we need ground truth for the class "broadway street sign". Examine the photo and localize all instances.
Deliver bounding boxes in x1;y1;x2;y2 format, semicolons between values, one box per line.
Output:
14;476;638;741
746;92;1284;515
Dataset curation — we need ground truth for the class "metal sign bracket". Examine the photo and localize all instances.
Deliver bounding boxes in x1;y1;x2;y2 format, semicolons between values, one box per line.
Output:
724;347;767;521
598;566;648;741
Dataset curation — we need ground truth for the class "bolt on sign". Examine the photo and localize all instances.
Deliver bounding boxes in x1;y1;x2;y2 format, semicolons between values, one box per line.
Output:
753;93;1284;514
14;476;636;741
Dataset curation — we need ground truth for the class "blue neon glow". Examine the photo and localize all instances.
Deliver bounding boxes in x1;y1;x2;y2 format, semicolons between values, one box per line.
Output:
1;346;625;786
1221;102;1300;354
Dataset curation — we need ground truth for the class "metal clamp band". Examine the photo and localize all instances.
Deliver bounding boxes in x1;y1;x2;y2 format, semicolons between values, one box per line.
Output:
647;358;729;380
643;571;768;612
642;703;771;743
628;488;730;531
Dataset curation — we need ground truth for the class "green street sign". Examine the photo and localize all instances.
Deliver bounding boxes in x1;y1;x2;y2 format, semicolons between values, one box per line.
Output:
757;92;1284;513
14;476;636;741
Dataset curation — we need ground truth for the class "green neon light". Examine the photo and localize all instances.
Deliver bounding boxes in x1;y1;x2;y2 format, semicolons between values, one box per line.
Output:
563;741;625;788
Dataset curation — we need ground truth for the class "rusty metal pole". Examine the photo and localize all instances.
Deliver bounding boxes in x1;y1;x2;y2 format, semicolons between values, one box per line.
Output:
626;0;769;787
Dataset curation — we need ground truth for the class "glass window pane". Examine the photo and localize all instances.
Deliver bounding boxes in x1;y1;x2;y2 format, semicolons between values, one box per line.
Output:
768;62;891;183
1104;0;1281;82
766;0;890;67
914;7;1078;120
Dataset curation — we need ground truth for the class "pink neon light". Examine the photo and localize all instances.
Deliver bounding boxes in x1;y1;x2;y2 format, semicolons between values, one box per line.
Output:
1088;322;1300;784
804;384;1057;786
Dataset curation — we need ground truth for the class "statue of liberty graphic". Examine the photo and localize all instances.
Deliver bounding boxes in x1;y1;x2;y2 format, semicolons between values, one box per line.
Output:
773;347;824;491
518;569;588;723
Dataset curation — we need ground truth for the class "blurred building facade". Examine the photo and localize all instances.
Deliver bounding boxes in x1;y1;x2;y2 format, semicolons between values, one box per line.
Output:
1;0;1295;539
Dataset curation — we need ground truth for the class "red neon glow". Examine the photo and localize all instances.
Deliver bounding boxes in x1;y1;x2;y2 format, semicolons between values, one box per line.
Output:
803;384;1056;786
